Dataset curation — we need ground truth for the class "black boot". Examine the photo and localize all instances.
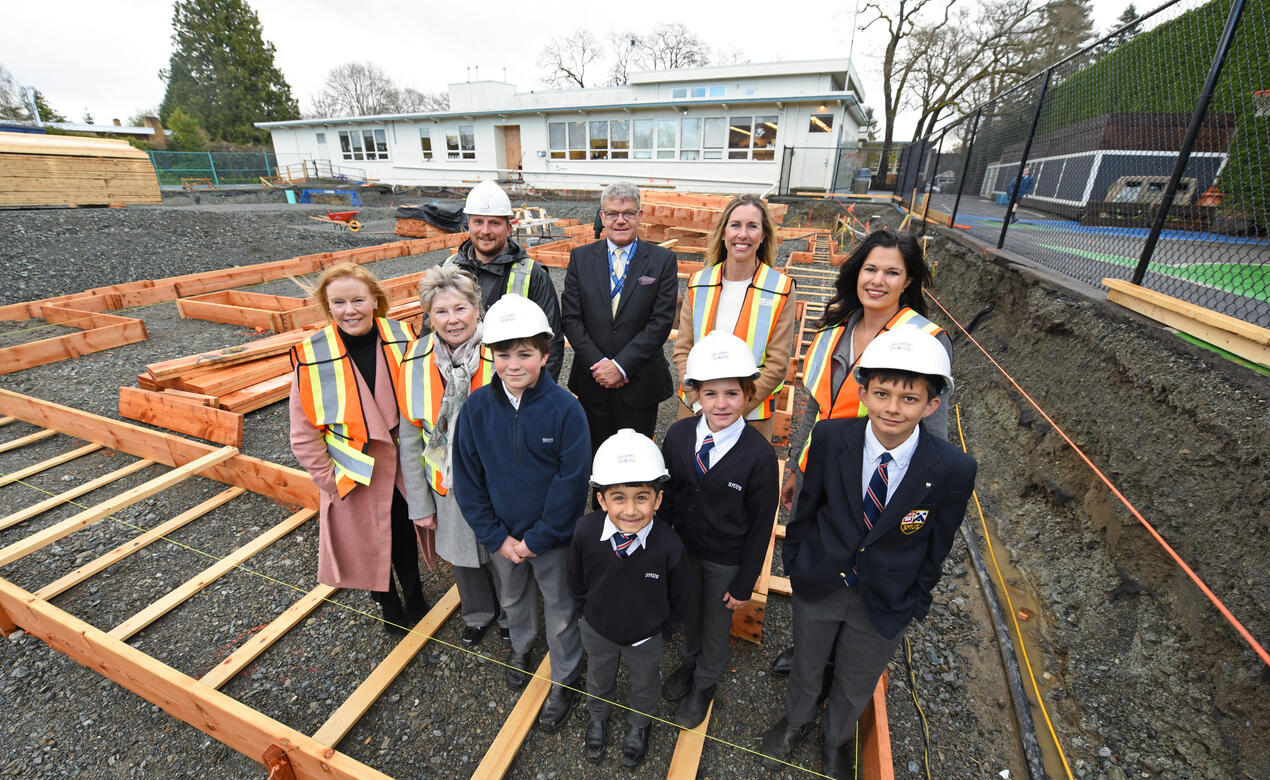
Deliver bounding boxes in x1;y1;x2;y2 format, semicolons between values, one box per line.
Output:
370;589;408;637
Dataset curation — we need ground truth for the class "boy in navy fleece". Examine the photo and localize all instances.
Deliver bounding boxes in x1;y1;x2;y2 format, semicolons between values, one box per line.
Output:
568;429;687;768
453;295;591;731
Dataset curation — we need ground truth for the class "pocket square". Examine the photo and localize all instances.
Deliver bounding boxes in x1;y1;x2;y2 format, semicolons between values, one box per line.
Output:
638;275;656;285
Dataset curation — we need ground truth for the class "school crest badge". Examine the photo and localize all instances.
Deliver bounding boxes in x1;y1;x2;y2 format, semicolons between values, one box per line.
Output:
899;510;929;535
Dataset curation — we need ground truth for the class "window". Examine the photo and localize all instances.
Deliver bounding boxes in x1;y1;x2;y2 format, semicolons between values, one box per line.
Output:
672;87;688;99
610;120;629;159
338;127;389;161
338;130;363;160
589;121;608;159
447;125;475;159
728;116;753;159
690;86;707;98
656;119;677;159
809;113;834;133
633;119;654;160
419;128;433;160
459;126;475;159
709;85;725;98
548;123;566;159
315;132;326;145
680;118;701;160
753;115;778;160
542;114;771;162
567;121;586;160
703;117;726;159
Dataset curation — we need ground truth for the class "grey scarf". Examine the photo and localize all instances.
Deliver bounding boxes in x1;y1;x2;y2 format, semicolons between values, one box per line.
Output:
423;322;483;489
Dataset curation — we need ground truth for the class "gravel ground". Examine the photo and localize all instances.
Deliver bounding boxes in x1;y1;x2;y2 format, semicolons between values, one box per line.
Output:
1;194;1196;780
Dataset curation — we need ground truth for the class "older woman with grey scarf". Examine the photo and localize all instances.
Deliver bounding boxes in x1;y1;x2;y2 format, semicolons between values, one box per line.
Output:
398;265;504;647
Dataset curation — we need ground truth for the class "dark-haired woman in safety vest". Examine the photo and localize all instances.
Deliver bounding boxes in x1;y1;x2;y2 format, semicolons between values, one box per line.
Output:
671;195;796;441
289;263;427;637
397;264;506;650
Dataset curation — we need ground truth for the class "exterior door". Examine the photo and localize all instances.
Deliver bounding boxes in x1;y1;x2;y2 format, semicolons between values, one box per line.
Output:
501;126;522;178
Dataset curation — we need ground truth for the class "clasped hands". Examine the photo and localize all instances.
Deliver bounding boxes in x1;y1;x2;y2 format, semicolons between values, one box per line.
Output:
498;536;537;563
590;358;627;389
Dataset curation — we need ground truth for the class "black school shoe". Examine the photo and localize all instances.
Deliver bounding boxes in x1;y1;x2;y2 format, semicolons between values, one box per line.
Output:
820;729;856;780
771;645;795;676
759;717;812;769
620;723;651;768
673;684;715;728
461;622;492;648
662;664;693;701
537;682;576;730
584;715;606;762
505;650;532;689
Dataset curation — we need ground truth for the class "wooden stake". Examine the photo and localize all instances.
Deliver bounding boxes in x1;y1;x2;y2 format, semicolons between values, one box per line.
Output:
0;458;155;533
471;655;553;779
0;446;237;568
312;586;460;747
107;506;313;641
35;487;245;600
0;443;101;488
0;428;58;453
666;701;714;779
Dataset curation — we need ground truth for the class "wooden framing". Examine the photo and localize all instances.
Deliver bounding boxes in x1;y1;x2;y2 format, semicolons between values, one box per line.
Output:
199;583;337;690
119;387;245;447
176;290;319;333
1103;278;1270;368
0;442;101;488
0;304;148;376
472;656;553;779
0;459;156;533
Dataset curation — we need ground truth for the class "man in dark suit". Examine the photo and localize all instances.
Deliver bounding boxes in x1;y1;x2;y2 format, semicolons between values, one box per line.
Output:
562;182;679;455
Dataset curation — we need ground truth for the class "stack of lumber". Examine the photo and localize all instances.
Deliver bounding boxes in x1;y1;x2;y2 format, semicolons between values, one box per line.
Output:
636;190;789;252
0;133;161;207
394;219;454;238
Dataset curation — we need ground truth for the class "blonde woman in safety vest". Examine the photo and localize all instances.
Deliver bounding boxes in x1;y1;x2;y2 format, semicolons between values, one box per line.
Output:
671;195;797;440
289;263;427;637
397;265;506;650
769;228;953;678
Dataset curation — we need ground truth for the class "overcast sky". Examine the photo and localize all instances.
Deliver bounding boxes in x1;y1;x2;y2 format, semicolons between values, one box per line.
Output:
4;0;1127;137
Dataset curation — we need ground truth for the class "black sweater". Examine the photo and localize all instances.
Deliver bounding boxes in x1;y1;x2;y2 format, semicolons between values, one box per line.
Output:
567;511;688;646
660;417;779;601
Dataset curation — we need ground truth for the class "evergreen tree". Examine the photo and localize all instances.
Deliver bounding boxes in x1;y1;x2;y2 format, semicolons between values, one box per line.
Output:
159;0;299;145
32;89;67;123
166;108;209;151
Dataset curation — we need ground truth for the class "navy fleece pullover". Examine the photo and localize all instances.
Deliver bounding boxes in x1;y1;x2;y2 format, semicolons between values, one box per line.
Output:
453;372;591;555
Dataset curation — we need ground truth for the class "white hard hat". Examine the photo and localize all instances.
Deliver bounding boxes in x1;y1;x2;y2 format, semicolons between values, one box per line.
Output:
590;428;668;486
852;325;954;393
464;181;513;216
684;330;760;385
481;294;553;344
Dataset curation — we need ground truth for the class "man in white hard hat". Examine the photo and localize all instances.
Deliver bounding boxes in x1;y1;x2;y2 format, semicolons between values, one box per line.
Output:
452;294;590;731
443;180;565;379
561;181;679;460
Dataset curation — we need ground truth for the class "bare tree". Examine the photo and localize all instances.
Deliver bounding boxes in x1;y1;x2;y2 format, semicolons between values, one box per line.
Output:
538;28;603;88
310;61;400;117
398;88;450;113
632;23;710;71
714;46;748;66
0;65;29;122
607;31;640;86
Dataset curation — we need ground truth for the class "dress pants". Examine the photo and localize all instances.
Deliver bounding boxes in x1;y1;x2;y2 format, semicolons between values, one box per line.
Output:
680;555;739;689
488;545;583;684
452;563;501;629
786;586;908;747
370;490;424;613
580;618;663;727
582;394;659;458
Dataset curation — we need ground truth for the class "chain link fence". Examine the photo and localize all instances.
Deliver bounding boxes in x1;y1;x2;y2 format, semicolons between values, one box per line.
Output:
896;0;1269;328
147;151;279;187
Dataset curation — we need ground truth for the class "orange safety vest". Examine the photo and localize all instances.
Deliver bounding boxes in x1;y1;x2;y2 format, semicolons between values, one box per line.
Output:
399;332;495;495
796;307;943;471
290;318;414;497
678;262;795;420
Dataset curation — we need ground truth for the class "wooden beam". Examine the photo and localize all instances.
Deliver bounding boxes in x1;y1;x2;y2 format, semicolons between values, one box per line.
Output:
0;458;155;533
1103;278;1270;368
0;311;147;376
0;446;237;568
471;655;553;779
0;427;58;453
775;523;786;539
857;672;893;779
769;576;791;597
199;583;338;691
34;487;245;600
312;586;461;747
0;391;318;508
0;442;101;488
119;387;244;447
0;416;15;426
0;578;391;779
107;506;313;641
666;701;714;779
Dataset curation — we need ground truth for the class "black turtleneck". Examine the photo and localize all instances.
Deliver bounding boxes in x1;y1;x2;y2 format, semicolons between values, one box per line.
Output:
339;325;379;394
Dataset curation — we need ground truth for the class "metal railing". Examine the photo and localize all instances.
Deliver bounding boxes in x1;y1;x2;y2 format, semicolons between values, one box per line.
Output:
895;0;1268;327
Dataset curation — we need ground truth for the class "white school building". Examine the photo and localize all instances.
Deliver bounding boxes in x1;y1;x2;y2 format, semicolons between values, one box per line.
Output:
256;58;868;194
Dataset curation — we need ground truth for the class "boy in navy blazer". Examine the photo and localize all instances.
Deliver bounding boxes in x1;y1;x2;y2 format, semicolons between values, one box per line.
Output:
760;327;977;778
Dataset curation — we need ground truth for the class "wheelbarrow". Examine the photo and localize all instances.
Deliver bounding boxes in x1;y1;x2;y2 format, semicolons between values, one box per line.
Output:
308;210;362;232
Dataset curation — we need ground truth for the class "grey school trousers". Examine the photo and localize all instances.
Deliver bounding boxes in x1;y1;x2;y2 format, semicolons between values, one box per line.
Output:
452;563;501;629
786;586;908;747
680;555;740;690
579;618;663;727
488;545;583;684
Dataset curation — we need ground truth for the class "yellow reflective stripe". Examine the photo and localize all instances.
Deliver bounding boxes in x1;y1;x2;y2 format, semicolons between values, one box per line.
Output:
505;258;534;297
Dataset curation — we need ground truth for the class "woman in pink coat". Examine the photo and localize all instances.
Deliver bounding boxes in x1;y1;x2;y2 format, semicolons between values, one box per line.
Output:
289;263;428;636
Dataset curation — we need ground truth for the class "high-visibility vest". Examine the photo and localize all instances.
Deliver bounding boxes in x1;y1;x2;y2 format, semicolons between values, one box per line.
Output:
444;252;534;297
290;318;414;497
796;307;943;470
678;262;795;421
399;332;495;495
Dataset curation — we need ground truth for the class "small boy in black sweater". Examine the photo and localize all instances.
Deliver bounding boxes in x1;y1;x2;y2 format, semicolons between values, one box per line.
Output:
568;429;688;768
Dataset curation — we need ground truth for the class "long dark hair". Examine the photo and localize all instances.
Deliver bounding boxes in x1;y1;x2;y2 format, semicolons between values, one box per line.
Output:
817;228;931;329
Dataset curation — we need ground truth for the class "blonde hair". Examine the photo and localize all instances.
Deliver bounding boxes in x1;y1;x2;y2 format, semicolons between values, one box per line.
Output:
417;264;482;330
310;263;390;322
705;195;778;267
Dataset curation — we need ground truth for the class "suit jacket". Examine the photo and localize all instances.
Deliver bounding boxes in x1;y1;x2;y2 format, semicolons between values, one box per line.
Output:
783;417;977;639
561;239;678;407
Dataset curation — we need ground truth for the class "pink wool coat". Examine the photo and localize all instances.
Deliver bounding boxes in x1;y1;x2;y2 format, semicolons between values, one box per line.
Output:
289;345;408;591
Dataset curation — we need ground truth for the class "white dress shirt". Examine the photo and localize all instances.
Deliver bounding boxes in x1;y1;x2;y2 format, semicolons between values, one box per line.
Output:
694;414;747;469
860;422;921;505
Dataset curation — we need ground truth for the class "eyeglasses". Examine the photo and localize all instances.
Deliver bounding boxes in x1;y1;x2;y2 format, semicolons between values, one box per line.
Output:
602;210;639;221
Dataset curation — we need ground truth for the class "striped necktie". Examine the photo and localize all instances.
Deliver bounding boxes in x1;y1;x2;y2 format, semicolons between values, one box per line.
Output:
847;452;892;587
610;246;627;315
695;434;715;477
614;531;637;558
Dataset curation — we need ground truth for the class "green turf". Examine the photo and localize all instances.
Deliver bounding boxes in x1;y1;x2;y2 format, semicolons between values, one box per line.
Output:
1039;244;1270;302
1176;333;1270;376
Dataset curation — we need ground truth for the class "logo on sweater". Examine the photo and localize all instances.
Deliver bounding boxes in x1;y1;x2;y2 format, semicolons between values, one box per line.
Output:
727;482;742;491
542;437;554;444
645;572;660;579
899;510;929;535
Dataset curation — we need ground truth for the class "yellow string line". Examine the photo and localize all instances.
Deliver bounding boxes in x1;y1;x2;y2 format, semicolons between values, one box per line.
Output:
954;404;1074;780
903;636;932;780
0;465;830;778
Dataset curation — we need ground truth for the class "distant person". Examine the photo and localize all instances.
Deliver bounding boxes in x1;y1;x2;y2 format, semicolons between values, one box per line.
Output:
443;180;564;379
1008;165;1034;223
562;182;678;457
